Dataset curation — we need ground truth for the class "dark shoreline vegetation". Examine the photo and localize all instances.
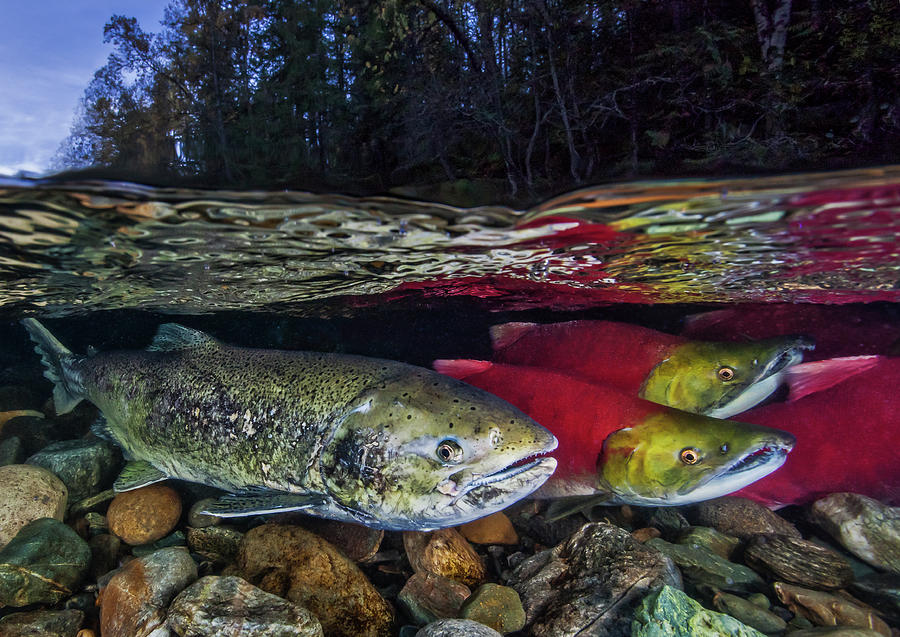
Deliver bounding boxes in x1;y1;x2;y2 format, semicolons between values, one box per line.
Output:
53;0;900;205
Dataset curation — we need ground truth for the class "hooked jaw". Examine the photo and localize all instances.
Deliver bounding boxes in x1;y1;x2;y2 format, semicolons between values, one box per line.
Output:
679;430;796;503
433;432;558;526
707;336;814;418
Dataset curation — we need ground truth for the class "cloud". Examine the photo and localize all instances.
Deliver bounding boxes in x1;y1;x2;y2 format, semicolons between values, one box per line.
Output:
0;1;169;174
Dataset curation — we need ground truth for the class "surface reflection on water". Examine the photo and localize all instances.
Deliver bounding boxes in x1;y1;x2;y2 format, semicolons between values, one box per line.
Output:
1;166;898;317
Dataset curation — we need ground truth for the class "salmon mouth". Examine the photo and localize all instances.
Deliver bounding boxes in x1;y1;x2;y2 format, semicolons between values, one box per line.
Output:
436;447;558;506
761;337;815;378
459;456;558;497
708;337;814;418
683;434;795;501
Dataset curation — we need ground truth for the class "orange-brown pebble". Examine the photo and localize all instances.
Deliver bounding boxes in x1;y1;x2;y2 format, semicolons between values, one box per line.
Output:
458;512;519;545
403;528;487;588
76;630;96;637
107;484;182;545
631;527;662;543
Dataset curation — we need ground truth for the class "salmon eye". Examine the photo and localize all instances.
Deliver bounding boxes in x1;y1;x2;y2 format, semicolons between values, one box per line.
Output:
717;367;735;381
680;447;701;464
436;440;463;464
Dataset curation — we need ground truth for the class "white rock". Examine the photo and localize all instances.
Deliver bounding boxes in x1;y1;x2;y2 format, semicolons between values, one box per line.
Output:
0;464;67;549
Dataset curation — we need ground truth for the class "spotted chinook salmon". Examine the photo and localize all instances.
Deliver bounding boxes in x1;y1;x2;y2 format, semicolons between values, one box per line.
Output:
23;319;557;531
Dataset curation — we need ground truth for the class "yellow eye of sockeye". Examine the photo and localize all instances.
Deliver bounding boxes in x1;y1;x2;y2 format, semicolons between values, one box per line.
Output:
436;440;463;463
680;447;701;464
717;367;735;381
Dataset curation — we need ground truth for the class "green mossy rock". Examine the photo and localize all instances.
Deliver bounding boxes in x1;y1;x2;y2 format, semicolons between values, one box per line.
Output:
711;591;787;634
646;538;765;593
460;583;526;634
0;609;84;637
676;526;740;560
26;438;120;503
632;585;766;637
0;517;91;607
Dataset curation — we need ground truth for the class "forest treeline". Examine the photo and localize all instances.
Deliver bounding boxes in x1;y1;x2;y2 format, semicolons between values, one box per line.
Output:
56;0;900;202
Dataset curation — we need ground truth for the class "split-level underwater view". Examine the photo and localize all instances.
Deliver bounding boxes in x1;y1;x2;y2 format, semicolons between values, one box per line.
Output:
0;168;898;636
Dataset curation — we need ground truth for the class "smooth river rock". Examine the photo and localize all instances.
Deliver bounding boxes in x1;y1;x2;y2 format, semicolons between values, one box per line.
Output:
457;512;519;545
397;572;471;626
744;533;854;589
632;585;766;636
676;526;740;560
403;528;486;588
0;517;91;607
230;523;394;637
167;575;323;637
711;591;788;634
415;618;503;637
107;483;183;546
810;493;900;574
0;464;67;548
26;438;120;503
99;546;198;637
688;496;800;540
0;609;84;636
186;525;243;566
459;583;526;634
773;581;891;637
0;435;25;466
787;629;888;636
507;522;681;636
294;517;384;562
646;537;765;594
848;572;900;625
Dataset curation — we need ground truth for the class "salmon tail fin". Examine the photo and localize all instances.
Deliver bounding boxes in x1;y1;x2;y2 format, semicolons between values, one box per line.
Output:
489;322;538;351
21;318;85;414
432;359;493;380
784;355;882;402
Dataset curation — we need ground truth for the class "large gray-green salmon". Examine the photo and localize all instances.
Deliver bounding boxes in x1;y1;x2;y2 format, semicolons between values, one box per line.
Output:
23;319;557;531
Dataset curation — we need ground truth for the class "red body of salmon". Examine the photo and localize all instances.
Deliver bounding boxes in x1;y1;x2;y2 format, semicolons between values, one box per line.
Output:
735;356;900;507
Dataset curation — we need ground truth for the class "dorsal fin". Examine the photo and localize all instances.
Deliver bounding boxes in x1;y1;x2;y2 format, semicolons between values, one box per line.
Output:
489;322;538;350
148;324;219;351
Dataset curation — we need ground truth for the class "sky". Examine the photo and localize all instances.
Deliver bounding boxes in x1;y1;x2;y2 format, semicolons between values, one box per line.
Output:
0;0;170;176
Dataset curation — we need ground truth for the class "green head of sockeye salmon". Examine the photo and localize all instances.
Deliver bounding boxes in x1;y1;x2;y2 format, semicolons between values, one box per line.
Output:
545;408;796;520
596;410;795;505
640;336;815;418
22;319;558;531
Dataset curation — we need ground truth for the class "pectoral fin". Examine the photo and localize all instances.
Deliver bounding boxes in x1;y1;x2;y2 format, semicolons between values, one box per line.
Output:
199;492;328;518
545;493;614;522
114;460;169;491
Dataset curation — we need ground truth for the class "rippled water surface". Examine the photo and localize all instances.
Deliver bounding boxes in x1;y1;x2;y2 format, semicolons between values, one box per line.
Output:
1;166;899;317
